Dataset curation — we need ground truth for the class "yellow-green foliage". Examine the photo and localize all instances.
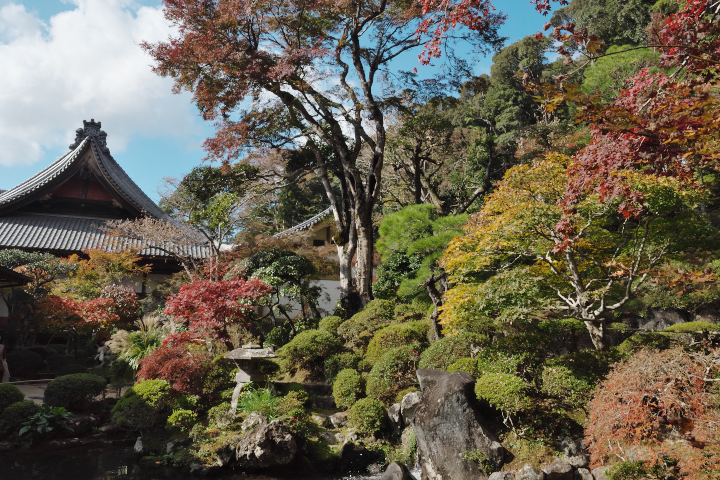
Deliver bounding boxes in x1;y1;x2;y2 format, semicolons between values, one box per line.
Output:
365;321;429;365
418;332;488;370
277;329;341;376
277;390;309;416
475;373;531;414
133;379;171;409
664;321;719;333
333;368;365;409
318;316;345;335
447;357;480;377
167;409;197;431
348;398;387;436
366;345;420;405
337;299;396;348
618;332;674;356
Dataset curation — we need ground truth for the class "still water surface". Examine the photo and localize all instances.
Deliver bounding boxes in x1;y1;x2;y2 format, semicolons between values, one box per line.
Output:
1;446;410;480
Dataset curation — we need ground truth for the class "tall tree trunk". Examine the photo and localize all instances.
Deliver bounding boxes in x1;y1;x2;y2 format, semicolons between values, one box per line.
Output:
584;320;608;351
355;215;375;305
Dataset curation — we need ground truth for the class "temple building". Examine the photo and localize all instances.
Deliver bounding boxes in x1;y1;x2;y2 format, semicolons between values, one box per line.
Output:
0;120;206;323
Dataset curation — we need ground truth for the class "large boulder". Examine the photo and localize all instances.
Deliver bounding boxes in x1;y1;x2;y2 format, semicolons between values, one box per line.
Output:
516;464;545;480
639;308;690;330
401;391;422;425
235;419;297;470
412;369;505;480
542;458;574;480
381;462;417;480
576;468;593;480
489;473;515;480
388;403;403;434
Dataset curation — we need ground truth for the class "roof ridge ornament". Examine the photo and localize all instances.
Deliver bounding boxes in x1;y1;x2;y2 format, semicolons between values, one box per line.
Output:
69;119;110;154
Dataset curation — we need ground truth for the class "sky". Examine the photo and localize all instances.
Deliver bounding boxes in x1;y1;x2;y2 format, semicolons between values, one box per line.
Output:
0;0;554;201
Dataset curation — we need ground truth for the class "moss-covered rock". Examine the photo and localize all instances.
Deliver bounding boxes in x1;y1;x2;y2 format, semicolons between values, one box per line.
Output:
365;321;429;365
333;368;365;409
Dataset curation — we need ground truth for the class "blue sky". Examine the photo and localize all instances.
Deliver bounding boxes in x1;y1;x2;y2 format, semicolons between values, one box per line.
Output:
0;0;554;201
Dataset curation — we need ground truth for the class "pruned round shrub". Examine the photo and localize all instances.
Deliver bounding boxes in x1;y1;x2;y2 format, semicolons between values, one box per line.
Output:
541;365;594;412
366;344;420;405
0;384;25;415
418;332;488;370
475;373;531;415
447;357;480;377
7;349;43;378
663;321;719;333
324;352;361;383
44;373;107;411
318;316;345;335
365;321;429;365
338;299;396;348
277;329;341;377
617;332;673;356
0;401;41;436
167;409;197;431
112;391;155;431
132;379;171;409
333;368;365;409
57;364;87;376
277;390;310;416
348;398;387;436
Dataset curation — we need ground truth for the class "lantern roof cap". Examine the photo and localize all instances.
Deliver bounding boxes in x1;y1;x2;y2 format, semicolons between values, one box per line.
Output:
224;345;277;360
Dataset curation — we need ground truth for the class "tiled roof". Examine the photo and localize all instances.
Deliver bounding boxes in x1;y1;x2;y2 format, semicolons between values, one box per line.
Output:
0;213;209;258
273;206;333;238
0;121;167;219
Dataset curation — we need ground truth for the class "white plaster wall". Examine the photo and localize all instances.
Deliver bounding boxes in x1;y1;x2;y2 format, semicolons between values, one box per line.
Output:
0;297;8;317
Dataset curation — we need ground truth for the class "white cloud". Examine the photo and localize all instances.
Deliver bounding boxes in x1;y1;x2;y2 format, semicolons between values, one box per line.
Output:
0;0;198;166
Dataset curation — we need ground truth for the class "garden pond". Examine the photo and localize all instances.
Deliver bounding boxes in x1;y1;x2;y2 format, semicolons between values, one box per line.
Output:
0;445;419;480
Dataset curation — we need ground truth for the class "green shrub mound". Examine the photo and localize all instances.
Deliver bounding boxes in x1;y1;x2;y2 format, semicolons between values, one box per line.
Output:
337;299;396;348
133;379;171;409
277;329;341;377
44;373;107;411
277;390;310;416
348;398;387;436
618;332;674;356
324;352;361;382
0;401;41;435
475;373;531;415
112;391;155;431
365;321;429;365
664;321;719;333
540;365;594;412
45;354;77;371
447;357;480;377
0;384;25;415
333;368;365;409
418;332;488;370
167;409;197;431
366;344;420;405
57;364;87;376
7;349;44;378
393;303;427;322
394;386;419;404
318;316;345;335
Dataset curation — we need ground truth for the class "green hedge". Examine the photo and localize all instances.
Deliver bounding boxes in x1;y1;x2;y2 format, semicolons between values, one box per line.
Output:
618;332;674;356
348;398;387;436
0;384;25;415
418;332;488;371
333;368;365;409
7;349;43;378
44;373;107;411
447;358;480;377
0;401;41;436
112;391;155;431
365;321;429;365
366;344;420;405
475;373;531;414
663;321;719;333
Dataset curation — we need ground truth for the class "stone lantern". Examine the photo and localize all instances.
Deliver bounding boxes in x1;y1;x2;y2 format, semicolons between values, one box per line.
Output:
224;344;277;413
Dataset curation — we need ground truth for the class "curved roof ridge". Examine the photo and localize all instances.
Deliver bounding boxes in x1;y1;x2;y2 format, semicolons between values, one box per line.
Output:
0;138;88;205
89;139;168;219
273;206;333;238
